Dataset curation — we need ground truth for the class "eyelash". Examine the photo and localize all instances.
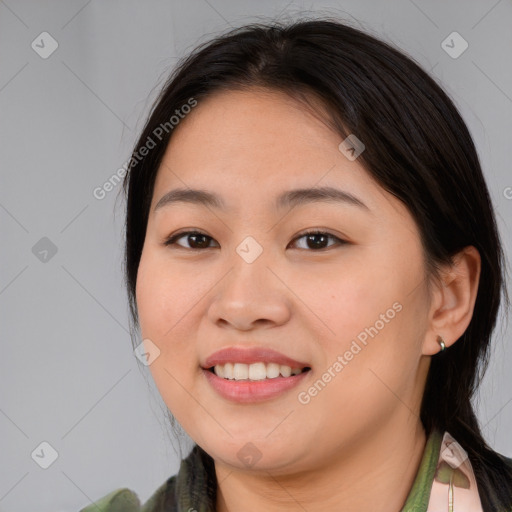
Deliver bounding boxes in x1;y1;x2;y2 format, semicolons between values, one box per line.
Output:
163;229;347;251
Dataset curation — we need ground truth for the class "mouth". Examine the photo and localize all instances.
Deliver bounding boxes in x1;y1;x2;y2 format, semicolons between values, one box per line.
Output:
200;347;312;401
201;363;312;403
205;363;312;381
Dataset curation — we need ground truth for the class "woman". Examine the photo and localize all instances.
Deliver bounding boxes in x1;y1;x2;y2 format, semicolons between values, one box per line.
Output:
81;17;512;512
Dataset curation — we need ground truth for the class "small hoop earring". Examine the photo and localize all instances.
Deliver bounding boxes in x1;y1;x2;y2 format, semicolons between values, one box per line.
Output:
437;335;446;352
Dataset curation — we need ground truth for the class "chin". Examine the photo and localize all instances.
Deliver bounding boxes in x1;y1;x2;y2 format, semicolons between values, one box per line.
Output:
205;436;306;473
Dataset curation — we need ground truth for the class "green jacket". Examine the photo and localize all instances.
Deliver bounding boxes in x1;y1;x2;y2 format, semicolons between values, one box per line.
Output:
80;429;512;511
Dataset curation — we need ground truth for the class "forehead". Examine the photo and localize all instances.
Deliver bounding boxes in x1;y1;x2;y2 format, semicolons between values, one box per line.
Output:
166;88;336;163
150;88;397;216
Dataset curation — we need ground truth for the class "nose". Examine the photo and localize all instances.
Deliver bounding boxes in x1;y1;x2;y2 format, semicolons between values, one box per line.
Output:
206;247;292;331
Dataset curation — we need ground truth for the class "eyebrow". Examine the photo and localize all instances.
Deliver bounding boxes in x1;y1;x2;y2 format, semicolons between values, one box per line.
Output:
153;186;370;213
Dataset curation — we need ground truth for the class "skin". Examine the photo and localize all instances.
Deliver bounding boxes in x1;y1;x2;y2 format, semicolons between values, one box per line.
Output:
135;87;481;511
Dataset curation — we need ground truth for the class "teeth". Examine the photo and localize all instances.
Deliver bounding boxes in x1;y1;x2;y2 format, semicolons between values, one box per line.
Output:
213;362;304;380
234;363;248;380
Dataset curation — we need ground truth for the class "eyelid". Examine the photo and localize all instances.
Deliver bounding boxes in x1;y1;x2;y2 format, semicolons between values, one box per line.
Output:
163;228;348;250
163;229;218;248
289;229;347;250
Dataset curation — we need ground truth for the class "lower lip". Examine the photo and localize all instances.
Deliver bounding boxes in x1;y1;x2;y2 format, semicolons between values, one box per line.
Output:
202;368;311;403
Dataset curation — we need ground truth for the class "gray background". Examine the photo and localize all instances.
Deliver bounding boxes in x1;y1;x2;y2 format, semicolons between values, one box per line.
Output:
1;0;511;510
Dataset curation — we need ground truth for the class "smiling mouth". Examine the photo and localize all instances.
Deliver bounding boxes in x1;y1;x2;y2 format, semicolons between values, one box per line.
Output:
206;364;312;381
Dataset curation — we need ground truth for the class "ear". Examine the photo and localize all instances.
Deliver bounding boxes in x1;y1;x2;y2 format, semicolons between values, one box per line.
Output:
422;246;481;356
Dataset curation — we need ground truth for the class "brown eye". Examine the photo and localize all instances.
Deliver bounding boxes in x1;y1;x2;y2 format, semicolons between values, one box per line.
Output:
164;231;218;250
164;229;347;251
289;230;347;251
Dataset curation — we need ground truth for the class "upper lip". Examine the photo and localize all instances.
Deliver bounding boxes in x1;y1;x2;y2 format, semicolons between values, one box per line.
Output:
202;346;310;369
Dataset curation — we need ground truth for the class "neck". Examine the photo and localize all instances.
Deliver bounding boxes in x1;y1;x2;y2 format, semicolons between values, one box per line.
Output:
215;418;427;512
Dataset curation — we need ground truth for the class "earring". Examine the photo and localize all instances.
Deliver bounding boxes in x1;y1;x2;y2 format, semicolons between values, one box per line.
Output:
437;335;446;352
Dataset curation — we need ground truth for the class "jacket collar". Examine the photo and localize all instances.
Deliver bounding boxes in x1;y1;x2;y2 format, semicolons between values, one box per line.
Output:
172;429;483;511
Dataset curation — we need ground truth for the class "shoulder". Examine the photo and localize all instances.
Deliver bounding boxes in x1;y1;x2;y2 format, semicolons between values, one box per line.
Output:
79;476;177;512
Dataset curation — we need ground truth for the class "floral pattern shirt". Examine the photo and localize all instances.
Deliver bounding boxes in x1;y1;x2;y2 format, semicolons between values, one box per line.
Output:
80;429;494;512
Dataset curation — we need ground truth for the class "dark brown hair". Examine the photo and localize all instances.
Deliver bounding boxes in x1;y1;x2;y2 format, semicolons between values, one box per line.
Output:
121;18;512;509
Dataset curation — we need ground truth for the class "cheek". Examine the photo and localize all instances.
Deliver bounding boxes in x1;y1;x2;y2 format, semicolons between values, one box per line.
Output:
135;252;164;337
304;250;427;388
135;247;211;354
135;251;203;418
294;260;400;349
135;250;186;338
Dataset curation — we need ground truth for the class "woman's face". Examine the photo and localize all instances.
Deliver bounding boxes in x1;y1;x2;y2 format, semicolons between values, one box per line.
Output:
136;88;433;474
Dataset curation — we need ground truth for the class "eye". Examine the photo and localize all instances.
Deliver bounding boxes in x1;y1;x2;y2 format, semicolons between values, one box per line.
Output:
163;229;347;251
288;229;347;251
163;230;218;250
